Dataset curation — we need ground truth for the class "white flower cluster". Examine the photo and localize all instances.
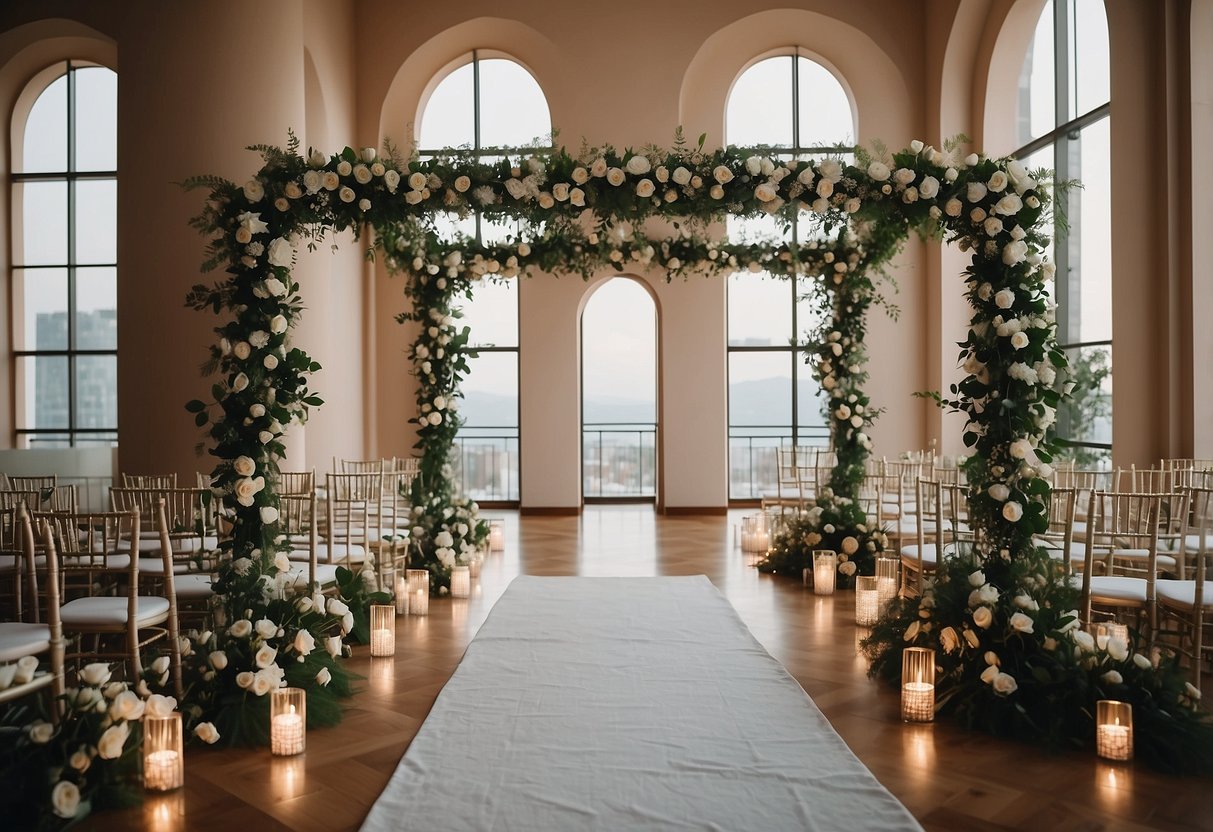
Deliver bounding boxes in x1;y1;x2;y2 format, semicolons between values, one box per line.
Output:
410;497;482;571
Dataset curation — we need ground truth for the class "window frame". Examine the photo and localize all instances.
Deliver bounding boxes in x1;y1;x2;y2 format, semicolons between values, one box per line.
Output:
1013;0;1112;458
11;59;118;448
725;51;853;500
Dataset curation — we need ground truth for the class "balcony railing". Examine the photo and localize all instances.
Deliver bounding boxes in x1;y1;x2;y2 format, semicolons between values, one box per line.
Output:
451;427;519;503
728;426;830;500
583;422;657;498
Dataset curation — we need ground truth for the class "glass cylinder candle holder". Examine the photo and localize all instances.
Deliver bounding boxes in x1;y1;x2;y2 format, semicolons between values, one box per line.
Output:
270;687;306;756
488;520;505;552
876;556;900;605
143;711;184;791
901;647;935;722
1096;700;1133;761
450;565;470;598
1096;621;1129;648
394;573;409;616
468;554;482;579
813;550;837;595
407;569;429;616
855;576;880;626
369;605;395;657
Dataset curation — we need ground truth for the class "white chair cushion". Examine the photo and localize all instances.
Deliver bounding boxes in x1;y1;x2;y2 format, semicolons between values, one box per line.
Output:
60;595;170;628
1182;534;1213;553
1087;576;1149;604
899;543;958;567
1156;580;1213;610
314;542;368;563
133;557;197;576
63;554;131;571
0;555;18;571
0;622;51;662
282;564;341;589
172;573;216;599
1110;549;1178;572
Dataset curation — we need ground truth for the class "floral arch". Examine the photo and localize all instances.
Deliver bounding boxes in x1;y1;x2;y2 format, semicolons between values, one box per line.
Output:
181;133;1211;765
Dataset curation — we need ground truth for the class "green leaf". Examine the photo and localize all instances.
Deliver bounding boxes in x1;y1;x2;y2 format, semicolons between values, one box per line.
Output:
185;399;206;413
195;412;209;427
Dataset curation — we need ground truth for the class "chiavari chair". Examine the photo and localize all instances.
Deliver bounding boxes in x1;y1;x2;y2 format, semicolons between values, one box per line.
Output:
0;513;65;716
1157;486;1213;684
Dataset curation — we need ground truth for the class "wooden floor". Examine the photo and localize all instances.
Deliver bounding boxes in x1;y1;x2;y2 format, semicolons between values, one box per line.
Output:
89;508;1212;832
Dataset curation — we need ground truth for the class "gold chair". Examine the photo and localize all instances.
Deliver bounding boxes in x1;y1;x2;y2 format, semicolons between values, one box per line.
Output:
0;513;65;713
1157;486;1213;683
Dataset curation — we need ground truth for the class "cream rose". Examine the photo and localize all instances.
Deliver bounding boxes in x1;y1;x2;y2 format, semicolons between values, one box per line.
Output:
254;644;277;669
51;780;81;819
972;606;994;628
992;672;1018;695
233;456;256;477
1009;612;1035;634
316;667;332;687
194;722;221;744
712;165;734;184
1002;501;1024;522
234;476;265;507
97;721;130;759
294;629;316;657
270;314;288;334
606;167;626;187
625;155;651;175
635;179;655;199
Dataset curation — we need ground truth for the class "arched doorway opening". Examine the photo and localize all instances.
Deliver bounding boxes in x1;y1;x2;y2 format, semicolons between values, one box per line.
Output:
580;277;659;502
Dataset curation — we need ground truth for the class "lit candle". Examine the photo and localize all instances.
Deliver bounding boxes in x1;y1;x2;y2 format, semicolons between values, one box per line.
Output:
142;712;184;792
901;647;935;722
855;576;880;626
813;550;837;596
451;565;470;598
1096;700;1133;761
407;569;429;615
271;705;304;756
144;750;180;792
876;557;900;606
395;574;409;615
369;605;395;656
489;521;505;552
468;555;482;579
270;688;306;756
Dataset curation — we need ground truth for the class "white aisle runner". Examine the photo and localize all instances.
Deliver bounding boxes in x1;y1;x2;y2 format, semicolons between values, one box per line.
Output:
361;576;921;832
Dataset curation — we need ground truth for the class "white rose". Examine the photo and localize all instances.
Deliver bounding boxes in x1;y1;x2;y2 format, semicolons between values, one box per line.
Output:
635;179;655;198
229;619;252;638
97;721;130;759
967;182;988;203
1133;653;1152;670
254;644;277;669
326;635;343;657
29;719;54;743
243;179;264;202
625;155;650;175
1010;331;1029;350
1102;670;1124;686
987;170;1009;192
341;612;354;634
234;476;265;507
51;780;81;819
316;667;332;687
326;598;350;617
754;182;778;202
1002;240;1029;265
973;606;994;628
232;372;250;393
1009;612;1035;634
233;456;256;477
968;569;987;587
194;722;221;744
145;693;176;718
983;217;1003;236
1107;637;1129;662
267;237;294;268
263;354;279;370
270;315;288;334
987;484;1009;502
110;689;144;720
671;166;692;185
919;176;940;199
250;672;274;697
1002;501;1024;522
80;662;111;686
294;629;316;657
867;162;890;181
980;664;1000;684
569;187;585;207
338;186;356;203
712;165;734;184
992;672;1018;695
261;506;280;525
994;288;1015;309
995;193;1023;216
944;197;962;217
893;167;916;186
208;650;228;671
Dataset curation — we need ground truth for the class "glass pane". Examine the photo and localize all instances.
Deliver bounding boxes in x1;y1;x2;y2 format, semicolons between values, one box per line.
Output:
419;61;474;149
461;279;518;347
74;433;118;448
1058;343;1111;459
795;275;826;340
75;354;118;429
22;72;67;173
478;59;550;149
74;66;118;171
1071;118;1111;343
795;349;828;438
728;351;792;427
19;355;70;429
19;181;68;265
431;213;476;242
728;214;789;245
727;55;793;147
15;268;68;350
75;179;117;263
796;57;854;148
459;351;518;428
1018;0;1056;145
480;216;517;246
76;267;118;349
728;272;794;346
582;279;656;424
1073;0;1110;115
729;434;789;500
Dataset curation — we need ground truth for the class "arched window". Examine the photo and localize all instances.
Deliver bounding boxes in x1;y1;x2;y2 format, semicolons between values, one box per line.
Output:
416;52;550;502
725;52;854;499
1014;0;1111;465
12;61;118;448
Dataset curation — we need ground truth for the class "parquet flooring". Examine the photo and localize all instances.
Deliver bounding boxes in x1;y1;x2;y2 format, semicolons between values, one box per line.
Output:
87;508;1213;831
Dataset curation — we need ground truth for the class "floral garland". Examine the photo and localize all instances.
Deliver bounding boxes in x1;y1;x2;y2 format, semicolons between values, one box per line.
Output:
757;487;889;579
185;133;1209;762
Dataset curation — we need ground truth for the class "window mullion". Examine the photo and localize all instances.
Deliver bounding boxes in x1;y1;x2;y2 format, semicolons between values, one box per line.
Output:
66;62;78;445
